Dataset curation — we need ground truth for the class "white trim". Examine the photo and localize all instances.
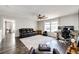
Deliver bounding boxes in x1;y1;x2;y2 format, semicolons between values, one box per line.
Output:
2;18;15;39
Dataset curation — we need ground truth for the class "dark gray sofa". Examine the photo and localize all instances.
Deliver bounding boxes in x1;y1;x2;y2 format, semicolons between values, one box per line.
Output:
19;28;37;38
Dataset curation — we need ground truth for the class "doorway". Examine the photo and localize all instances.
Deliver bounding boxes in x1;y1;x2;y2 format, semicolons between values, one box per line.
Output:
2;19;15;49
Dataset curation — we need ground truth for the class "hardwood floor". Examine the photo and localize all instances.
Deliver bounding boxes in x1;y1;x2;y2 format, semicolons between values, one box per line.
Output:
0;37;28;54
0;36;68;54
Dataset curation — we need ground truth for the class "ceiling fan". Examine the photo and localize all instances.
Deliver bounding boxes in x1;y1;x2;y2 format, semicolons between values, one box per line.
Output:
37;14;47;20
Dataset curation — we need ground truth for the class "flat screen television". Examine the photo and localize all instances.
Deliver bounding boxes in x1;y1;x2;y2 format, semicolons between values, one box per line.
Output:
65;26;74;31
58;26;74;31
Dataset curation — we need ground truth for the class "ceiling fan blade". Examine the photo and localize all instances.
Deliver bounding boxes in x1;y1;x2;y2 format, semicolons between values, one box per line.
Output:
37;14;47;20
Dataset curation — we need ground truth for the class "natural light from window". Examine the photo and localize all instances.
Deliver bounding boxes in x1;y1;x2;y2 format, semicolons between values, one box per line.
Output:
44;22;50;32
44;21;58;32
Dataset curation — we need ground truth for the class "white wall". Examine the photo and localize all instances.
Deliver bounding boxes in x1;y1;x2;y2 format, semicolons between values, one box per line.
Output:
0;17;3;42
59;13;78;30
37;21;44;32
37;13;79;31
0;17;3;30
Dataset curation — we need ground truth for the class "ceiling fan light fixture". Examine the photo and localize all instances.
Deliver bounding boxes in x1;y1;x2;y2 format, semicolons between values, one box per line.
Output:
37;14;47;20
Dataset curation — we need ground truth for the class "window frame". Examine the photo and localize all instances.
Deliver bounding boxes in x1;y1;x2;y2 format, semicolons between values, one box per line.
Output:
44;20;58;32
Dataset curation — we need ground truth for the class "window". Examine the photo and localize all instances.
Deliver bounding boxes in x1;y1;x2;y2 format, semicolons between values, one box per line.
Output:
44;22;50;32
51;21;58;32
44;20;58;32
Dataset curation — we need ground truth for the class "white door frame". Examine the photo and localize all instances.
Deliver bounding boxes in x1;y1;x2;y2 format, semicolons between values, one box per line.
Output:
2;19;15;40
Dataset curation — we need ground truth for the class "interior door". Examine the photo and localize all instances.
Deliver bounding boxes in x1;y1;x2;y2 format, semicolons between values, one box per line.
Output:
2;19;15;48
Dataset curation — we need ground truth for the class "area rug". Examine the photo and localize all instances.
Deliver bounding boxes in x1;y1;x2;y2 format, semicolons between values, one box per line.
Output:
20;35;53;50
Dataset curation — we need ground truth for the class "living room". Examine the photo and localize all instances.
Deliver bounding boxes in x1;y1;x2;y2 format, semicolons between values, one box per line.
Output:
0;5;79;54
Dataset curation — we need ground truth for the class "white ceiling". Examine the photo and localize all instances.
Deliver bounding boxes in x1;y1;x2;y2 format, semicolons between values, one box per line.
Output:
0;5;79;20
